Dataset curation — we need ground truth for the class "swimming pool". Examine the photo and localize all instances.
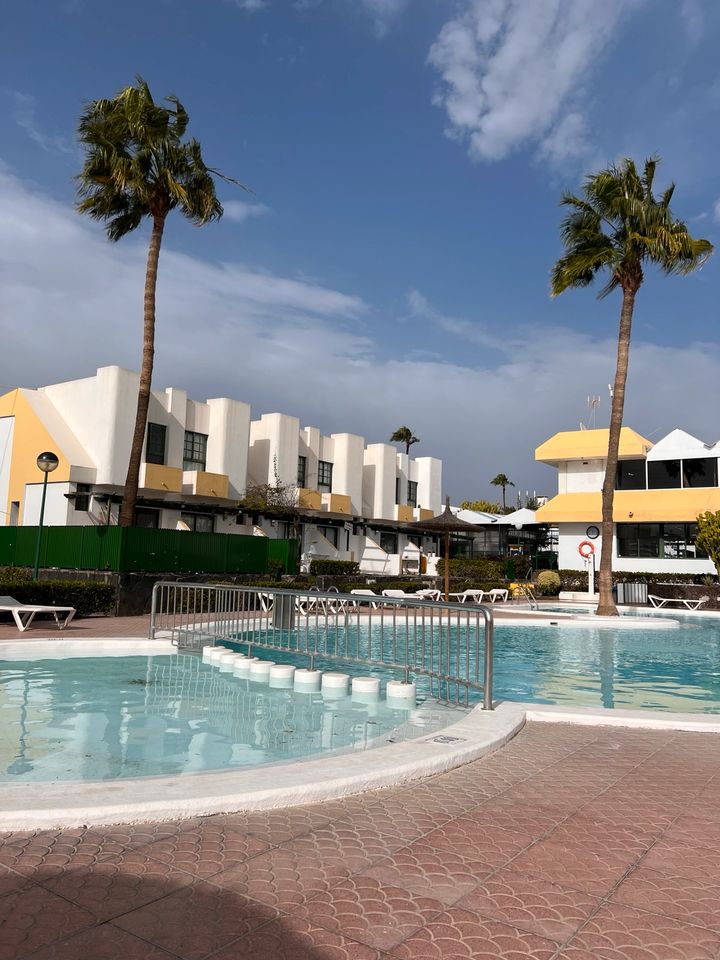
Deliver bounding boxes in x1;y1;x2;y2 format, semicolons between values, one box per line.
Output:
0;651;461;782
230;612;720;714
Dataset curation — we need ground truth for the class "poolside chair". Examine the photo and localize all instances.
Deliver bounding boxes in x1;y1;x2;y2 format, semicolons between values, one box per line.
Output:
487;588;509;603
381;589;415;602
447;589;487;603
648;594;709;611
0;596;76;632
414;588;442;601
349;589;381;609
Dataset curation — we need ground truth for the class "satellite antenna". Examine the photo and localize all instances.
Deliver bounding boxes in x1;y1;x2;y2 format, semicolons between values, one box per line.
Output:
587;395;601;428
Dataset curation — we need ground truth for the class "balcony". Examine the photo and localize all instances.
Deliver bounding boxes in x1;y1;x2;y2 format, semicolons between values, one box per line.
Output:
417;508;434;520
396;505;414;522
323;493;352;515
139;463;183;493
182;471;229;499
298;488;322;510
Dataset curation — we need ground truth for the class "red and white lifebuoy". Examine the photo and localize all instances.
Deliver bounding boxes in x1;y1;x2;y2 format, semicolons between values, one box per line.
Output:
578;540;595;559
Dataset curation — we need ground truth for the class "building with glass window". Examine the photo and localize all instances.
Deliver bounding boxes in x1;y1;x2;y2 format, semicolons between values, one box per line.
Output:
0;366;442;574
535;427;720;575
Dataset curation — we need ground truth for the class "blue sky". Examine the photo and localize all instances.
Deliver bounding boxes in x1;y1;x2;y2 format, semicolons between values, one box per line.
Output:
2;0;720;501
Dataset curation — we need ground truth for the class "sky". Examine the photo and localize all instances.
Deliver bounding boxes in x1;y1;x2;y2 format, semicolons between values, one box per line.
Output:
2;0;720;503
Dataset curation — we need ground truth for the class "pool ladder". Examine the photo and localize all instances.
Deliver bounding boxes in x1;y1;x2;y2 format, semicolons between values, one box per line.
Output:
517;583;539;610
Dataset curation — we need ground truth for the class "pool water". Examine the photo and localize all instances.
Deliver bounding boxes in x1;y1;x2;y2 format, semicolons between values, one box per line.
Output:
0;654;460;782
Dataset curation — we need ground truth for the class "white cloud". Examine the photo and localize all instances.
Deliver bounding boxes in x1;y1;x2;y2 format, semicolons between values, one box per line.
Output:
681;0;704;44
427;0;642;165
221;200;270;223
231;0;267;10
12;92;73;155
537;112;590;169
361;0;410;36
2;164;720;499
713;199;720;223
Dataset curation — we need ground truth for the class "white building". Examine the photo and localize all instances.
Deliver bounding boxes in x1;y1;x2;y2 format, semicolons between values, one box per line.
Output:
536;426;720;575
0;366;442;574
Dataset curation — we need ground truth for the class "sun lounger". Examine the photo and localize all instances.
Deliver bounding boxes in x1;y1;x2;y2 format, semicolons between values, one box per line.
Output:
0;596;75;632
648;594;709;611
487;588;509;603
447;589;487;603
349;589;381;609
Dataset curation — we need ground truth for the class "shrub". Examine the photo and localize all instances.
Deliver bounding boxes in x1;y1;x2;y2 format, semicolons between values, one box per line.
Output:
435;557;506;581
557;569;589;590
266;558;285;581
308;559;360;576
0;578;116;618
536;570;561;596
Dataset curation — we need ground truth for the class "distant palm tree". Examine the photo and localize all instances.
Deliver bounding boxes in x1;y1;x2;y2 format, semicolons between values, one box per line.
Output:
490;473;514;512
390;426;420;455
552;157;712;615
76;77;243;527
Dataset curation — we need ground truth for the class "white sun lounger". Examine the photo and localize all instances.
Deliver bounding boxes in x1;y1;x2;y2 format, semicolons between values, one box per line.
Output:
648;594;709;611
0;595;76;632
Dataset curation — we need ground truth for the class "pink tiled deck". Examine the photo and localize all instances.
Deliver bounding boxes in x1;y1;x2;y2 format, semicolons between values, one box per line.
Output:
3;723;720;958
0;614;151;642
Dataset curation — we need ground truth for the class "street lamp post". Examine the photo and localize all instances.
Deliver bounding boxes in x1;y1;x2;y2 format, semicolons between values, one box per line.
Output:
32;451;59;581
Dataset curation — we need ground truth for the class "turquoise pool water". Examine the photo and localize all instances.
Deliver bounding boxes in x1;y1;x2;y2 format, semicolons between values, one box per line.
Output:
0;654;459;782
233;613;720;714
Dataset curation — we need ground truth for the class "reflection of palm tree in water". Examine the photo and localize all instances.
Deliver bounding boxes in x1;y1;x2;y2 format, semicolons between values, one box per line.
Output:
7;676;33;776
598;633;615;709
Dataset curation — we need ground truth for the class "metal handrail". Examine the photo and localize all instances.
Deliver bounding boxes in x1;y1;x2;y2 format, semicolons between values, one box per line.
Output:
150;582;494;710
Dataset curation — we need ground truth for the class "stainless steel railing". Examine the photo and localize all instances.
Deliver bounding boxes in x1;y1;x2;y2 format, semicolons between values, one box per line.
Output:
150;582;494;709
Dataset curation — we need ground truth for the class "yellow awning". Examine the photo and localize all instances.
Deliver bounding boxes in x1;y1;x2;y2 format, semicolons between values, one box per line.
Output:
537;489;720;523
535;427;652;464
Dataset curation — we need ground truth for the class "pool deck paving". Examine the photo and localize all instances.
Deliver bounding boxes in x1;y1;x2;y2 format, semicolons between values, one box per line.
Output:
3;721;720;958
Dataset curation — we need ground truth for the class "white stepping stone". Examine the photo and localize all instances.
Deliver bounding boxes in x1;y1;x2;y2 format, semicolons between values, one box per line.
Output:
218;652;241;671
321;672;350;698
233;657;258;676
351;676;380;699
386;680;416;701
206;647;227;664
249;660;275;681
294;669;322;691
269;663;296;688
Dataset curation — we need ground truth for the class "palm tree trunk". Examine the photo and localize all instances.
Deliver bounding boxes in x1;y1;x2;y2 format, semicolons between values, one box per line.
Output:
596;284;638;616
119;214;166;527
502;486;506;512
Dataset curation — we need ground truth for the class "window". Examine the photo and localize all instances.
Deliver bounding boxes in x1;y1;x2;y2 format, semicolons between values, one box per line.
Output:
9;501;19;526
180;513;214;533
318;460;333;492
135;508;160;529
407;534;422;547
318;525;338;547
379;531;398;554
683;457;718;489
297;455;307;487
74;484;91;512
616;459;646;490
647;459;681;489
617;523;707;559
407;481;418;507
145;422;167;465
395;477;401;504
183;431;208;471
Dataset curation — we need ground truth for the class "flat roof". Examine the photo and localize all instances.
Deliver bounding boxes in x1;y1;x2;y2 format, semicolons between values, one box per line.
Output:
535;427;652;464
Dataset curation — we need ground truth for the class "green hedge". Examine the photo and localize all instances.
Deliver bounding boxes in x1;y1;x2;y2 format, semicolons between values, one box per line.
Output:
309;559;360;576
557;568;712;592
435;558;506;581
0;579;116;618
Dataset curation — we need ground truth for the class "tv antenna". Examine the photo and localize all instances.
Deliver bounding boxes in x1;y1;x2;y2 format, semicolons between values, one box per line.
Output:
580;395;601;430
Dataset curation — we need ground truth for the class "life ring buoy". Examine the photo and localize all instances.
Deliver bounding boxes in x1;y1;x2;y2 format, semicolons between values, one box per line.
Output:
578;540;595;559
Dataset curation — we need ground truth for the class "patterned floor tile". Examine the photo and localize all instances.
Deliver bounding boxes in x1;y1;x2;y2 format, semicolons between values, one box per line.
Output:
26;923;179;959
509;838;635;897
113;881;278;960
209;843;350;911
0;829;125;881
641;835;720;885
546;812;657;856
292;874;444;950
0;884;96;960
566;902;720;959
458;799;564;840
286;822;405;874
455;867;600;943
207;807;333;845
663;814;720;849
387;906;559;959
133;821;271;879
100;818;202;851
209;915;381;959
40;848;195;921
336;804;447;843
610;865;720;932
361;838;495;904
419;817;535;867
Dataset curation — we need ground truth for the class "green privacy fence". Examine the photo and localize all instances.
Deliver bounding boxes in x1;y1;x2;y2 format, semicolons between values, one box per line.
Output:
0;526;298;575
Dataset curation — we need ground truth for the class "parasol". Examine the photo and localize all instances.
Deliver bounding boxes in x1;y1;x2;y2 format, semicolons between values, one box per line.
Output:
407;496;480;601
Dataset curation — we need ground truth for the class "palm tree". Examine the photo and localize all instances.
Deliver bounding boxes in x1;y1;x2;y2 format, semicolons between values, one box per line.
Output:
390;426;420;456
552;157;712;615
76;77;241;526
490;473;514;512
